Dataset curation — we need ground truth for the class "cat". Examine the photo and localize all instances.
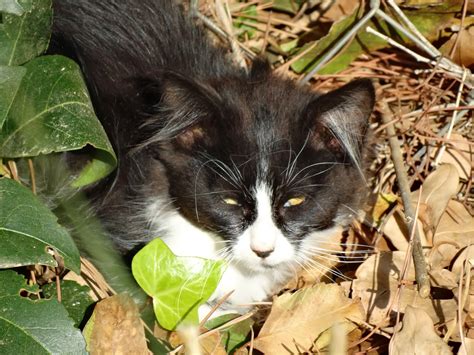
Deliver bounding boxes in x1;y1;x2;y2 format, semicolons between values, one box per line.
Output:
51;0;375;316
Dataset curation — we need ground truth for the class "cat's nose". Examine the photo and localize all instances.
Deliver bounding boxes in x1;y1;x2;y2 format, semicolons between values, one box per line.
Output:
252;248;274;258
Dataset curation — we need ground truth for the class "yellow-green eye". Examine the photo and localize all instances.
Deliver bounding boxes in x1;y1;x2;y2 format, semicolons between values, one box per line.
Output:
284;196;305;208
223;197;239;206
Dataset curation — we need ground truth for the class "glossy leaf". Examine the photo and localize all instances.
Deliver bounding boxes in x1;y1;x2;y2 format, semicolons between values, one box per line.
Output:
0;0;51;66
0;0;33;15
0;55;117;186
132;238;226;330
42;280;94;328
0;270;87;354
0;65;26;129
0;178;80;272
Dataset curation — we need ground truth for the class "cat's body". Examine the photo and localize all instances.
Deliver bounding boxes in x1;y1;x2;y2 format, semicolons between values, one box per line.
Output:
51;0;375;315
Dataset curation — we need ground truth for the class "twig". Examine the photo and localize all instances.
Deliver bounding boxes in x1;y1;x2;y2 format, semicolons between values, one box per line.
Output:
365;26;432;65
27;158;36;195
433;69;468;166
381;102;431;298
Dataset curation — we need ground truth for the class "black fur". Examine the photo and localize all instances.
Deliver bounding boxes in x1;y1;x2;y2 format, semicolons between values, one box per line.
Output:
50;0;375;253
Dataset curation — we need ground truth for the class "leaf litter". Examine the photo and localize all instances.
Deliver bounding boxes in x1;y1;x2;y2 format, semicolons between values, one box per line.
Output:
5;0;473;353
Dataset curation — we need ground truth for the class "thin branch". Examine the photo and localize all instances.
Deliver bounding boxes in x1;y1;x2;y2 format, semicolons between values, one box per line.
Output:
381;102;431;298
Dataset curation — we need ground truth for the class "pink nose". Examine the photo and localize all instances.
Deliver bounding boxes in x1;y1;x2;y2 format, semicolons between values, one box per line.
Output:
251;248;274;258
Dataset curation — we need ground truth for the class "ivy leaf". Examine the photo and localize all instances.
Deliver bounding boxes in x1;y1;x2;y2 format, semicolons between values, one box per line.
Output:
0;55;117;186
0;0;51;66
0;178;81;272
0;270;87;354
205;314;254;353
0;65;26;129
132;238;226;331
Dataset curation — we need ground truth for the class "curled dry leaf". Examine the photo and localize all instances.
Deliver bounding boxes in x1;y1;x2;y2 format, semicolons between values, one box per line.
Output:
440;26;474;68
434;134;472;181
84;293;148;355
352;252;458;326
253;283;364;354
390;305;452;355
431;200;474;269
412;164;459;239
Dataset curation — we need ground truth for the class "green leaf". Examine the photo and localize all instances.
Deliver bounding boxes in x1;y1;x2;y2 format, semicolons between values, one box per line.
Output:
234;5;258;39
0;55;117;186
0;65;25;129
291;6;458;75
0;178;81;272
132;238;226;330
42;280;94;328
267;0;303;14
290;5;363;74
0;0;32;16
0;270;87;354
205;314;254;353
0;0;51;66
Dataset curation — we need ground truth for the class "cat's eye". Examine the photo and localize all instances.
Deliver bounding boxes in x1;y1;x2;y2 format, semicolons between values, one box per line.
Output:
223;197;240;206
283;196;305;208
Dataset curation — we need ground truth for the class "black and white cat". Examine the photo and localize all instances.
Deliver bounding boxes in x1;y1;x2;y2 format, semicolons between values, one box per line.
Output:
51;0;375;315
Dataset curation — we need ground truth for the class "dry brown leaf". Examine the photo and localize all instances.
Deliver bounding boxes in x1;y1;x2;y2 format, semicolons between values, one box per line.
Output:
413;164;460;235
87;293;148;354
352;252;458;325
253;283;364;354
436;134;472;181
436;205;474;243
440;26;474;68
458;337;474;355
389;306;453;355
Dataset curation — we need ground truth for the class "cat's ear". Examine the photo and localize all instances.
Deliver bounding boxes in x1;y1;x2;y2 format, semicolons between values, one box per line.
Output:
306;79;375;166
250;57;271;80
149;73;222;150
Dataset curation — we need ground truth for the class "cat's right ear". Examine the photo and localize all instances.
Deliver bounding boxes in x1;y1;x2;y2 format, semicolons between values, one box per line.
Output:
143;73;222;150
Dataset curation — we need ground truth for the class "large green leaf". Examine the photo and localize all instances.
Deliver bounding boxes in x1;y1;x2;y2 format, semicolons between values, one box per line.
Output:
0;0;33;16
0;55;117;186
0;270;87;354
42;280;94;328
0;0;51;66
0;178;80;272
0;65;25;129
132;238;226;330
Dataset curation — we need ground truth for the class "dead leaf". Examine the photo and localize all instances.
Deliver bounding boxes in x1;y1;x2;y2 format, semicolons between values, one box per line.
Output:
440;26;474;68
458;337;474;355
390;306;453;355
436;134;472;181
412;164;459;236
253;283;364;353
86;293;148;354
352;252;458;325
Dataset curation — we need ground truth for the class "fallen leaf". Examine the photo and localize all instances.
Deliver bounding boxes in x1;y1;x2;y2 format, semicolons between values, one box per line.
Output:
253;283;364;353
434;134;472;181
440;26;474;68
84;293;148;354
390;306;453;355
352;252;458;325
412;164;459;236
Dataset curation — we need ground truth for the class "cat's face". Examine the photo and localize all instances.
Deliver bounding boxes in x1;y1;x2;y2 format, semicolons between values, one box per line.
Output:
144;68;375;271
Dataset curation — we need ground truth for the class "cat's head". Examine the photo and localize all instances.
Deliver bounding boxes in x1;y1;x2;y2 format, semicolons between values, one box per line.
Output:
140;65;375;272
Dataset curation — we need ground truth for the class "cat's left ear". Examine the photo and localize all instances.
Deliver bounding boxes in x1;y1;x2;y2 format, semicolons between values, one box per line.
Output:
307;79;375;165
